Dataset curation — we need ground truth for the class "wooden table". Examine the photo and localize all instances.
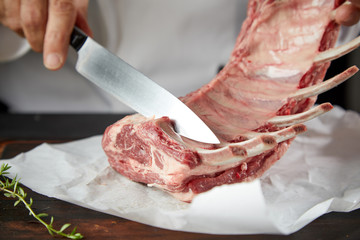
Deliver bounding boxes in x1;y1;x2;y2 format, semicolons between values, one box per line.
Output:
1;114;359;240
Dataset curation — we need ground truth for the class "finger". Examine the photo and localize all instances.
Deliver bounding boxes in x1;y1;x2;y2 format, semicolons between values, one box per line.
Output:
74;0;92;37
20;0;48;52
75;13;93;38
43;0;77;70
349;0;360;8
1;0;23;36
74;0;89;20
335;2;360;26
0;0;4;22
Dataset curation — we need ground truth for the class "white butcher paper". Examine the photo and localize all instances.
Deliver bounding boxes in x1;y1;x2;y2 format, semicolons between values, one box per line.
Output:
1;106;360;235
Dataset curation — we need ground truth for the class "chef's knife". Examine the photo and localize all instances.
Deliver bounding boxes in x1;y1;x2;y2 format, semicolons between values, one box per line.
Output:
70;27;220;144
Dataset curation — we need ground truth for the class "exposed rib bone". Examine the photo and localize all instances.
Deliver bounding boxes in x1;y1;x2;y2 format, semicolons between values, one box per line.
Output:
289;66;358;101
314;35;360;64
199;124;305;166
199;135;276;166
268;124;306;142
268;103;333;127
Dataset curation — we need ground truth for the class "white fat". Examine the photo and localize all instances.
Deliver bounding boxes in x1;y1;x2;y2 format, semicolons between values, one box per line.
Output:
256;66;301;82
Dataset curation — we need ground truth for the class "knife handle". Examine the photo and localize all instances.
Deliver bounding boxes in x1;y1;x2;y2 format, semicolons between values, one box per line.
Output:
70;27;88;51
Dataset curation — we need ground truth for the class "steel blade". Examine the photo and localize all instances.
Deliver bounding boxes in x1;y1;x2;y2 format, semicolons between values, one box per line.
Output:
74;37;220;144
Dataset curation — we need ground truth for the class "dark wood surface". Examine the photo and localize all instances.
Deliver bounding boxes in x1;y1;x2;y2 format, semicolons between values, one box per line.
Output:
0;114;359;240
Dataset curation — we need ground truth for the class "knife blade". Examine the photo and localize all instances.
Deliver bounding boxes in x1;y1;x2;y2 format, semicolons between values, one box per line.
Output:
70;27;220;144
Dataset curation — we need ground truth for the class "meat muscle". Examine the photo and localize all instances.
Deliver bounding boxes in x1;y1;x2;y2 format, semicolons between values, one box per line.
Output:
102;0;350;202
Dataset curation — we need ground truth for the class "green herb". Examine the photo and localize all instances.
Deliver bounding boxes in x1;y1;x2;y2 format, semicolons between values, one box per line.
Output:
0;163;83;239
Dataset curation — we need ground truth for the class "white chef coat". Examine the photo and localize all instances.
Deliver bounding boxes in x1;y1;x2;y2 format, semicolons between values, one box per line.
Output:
0;0;247;113
0;0;359;113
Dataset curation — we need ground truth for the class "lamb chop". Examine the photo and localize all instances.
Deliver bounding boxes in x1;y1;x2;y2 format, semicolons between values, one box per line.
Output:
102;0;360;202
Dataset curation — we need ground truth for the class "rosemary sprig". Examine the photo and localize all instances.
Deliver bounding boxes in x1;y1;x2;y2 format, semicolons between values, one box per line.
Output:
0;163;83;239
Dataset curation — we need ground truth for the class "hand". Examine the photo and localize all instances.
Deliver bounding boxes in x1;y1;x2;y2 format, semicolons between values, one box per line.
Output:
335;0;360;26
0;0;92;70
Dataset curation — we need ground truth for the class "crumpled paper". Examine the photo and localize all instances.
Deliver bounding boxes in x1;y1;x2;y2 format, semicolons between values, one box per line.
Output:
1;106;360;235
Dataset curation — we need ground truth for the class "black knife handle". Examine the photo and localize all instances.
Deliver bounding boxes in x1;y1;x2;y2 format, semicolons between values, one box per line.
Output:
70;27;88;51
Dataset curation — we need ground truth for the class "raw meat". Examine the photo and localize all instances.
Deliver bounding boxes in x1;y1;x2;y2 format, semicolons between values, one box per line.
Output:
102;0;359;202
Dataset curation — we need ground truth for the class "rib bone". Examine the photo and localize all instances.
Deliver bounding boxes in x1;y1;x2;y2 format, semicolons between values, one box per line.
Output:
199;135;276;166
314;35;360;64
289;66;358;101
268;124;306;143
268;103;333;127
199;124;305;166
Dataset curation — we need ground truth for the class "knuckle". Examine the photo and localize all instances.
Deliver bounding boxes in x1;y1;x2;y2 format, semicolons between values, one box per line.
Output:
21;8;43;29
3;19;22;33
52;0;76;15
46;30;67;44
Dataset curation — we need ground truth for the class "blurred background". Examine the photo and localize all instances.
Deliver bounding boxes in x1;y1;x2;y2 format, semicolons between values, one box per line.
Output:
318;47;360;112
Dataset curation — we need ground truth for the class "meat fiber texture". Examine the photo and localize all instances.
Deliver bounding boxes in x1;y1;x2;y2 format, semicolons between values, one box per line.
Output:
102;0;344;202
